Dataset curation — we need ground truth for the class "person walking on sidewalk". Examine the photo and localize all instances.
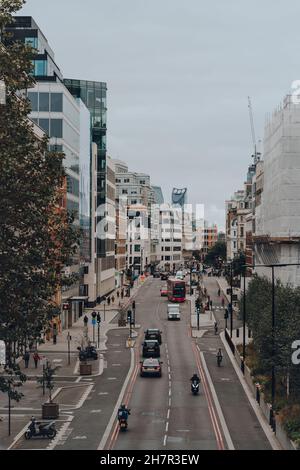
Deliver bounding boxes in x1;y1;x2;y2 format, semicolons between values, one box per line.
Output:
33;351;40;369
217;288;221;297
23;351;30;368
221;297;225;308
117;290;120;299
107;297;111;306
112;295;115;304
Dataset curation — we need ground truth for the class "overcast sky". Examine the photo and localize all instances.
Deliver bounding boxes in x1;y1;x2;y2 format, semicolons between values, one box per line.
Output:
19;0;300;230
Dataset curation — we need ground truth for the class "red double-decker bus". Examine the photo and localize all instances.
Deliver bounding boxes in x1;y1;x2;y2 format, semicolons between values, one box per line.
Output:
167;278;186;303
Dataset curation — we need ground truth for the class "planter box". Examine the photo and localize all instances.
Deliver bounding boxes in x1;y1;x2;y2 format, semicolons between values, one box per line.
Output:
42;402;59;419
80;363;92;375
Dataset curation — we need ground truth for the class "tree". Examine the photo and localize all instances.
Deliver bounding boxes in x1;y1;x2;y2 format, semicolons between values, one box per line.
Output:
0;1;79;394
204;241;226;267
37;361;59;403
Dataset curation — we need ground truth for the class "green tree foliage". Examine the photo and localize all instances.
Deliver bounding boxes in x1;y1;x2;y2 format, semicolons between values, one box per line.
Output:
0;1;79;394
204;241;226;267
241;275;300;406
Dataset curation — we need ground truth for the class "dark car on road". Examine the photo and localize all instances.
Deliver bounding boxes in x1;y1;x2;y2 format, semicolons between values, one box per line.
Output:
144;328;162;345
142;340;160;358
153;272;161;278
140;358;162;377
160;272;169;281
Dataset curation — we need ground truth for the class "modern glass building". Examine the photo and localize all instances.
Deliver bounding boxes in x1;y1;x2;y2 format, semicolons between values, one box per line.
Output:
6;17;93;323
64;79;109;255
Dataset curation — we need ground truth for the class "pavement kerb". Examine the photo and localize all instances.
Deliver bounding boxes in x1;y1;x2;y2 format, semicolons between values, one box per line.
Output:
220;331;282;451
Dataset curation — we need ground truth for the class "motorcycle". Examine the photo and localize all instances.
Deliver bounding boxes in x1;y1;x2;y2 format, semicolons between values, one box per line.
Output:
25;420;56;439
191;381;199;395
119;418;128;432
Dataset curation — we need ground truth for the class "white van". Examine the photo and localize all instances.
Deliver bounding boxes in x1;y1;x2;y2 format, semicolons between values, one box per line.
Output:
167;304;180;321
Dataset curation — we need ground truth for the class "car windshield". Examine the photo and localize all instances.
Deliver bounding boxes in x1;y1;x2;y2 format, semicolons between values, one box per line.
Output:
145;341;158;346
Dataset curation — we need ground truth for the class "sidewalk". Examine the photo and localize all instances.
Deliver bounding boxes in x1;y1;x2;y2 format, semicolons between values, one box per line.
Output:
38;276;149;354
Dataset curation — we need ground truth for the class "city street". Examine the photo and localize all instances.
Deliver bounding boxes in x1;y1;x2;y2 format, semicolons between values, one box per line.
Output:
105;277;273;450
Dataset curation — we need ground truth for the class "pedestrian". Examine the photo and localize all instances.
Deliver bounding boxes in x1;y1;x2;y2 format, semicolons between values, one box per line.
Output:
210;300;213;309
207;294;210;302
107;297;111;306
33;351;40;369
117;290;120;298
221;297;225;308
218;288;221;297
121;290;124;299
112;295;115;304
23;351;30;368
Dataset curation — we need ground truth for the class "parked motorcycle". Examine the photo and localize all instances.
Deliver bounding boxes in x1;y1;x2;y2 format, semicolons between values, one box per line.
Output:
191;381;199;395
25;419;56;439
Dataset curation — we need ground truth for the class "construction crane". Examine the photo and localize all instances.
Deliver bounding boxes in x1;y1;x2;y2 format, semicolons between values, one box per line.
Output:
248;96;261;164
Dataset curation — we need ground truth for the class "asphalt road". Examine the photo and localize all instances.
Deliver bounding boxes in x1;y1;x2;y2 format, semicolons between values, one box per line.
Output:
111;278;221;450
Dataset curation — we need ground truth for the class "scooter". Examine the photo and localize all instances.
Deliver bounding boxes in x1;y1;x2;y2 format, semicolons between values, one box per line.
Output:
25;420;56;439
191;381;199;395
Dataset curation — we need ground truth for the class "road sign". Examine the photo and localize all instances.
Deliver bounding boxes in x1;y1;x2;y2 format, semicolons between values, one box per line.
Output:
0;340;6;365
62;303;69;310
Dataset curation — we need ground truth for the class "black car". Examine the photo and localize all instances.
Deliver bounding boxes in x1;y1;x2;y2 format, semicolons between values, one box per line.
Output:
142;340;160;358
153;272;161;278
160;272;169;281
140;358;162;377
144;328;162;345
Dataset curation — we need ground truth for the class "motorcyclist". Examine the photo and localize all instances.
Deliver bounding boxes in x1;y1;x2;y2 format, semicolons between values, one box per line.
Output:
190;373;200;384
29;416;37;434
117;404;130;422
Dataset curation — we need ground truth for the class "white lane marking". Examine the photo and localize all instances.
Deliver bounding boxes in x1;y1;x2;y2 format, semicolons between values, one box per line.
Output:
168;389;171;397
97;348;135;450
75;376;81;383
75;384;94;409
112;364;121;367
73;359;79;375
98;392;108;395
169;398;171;407
47;416;73;450
163;434;167;446
73;435;87;440
168;367;170;373
165;422;169;432
168;374;171;381
107;377;117;380
90;409;102;413
198;348;235;450
53;359;63;363
167;409;170;420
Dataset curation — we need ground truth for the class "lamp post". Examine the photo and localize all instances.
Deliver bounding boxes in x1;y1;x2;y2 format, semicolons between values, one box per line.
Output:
241;265;246;374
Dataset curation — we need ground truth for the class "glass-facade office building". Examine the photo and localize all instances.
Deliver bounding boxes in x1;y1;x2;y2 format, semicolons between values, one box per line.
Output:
64;79;109;258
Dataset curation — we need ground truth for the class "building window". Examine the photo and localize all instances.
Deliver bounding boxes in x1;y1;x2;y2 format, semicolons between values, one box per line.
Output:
28;92;38;111
134;245;141;252
50;93;63;112
50;119;63;138
122;189;128;194
33;60;47;76
25;37;38;49
39;92;49;111
39;118;49;135
165;256;171;261
124;178;130;183
240;227;244;237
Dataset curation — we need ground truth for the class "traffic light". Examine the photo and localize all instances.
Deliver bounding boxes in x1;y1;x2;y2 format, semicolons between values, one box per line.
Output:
97;313;101;323
127;310;132;323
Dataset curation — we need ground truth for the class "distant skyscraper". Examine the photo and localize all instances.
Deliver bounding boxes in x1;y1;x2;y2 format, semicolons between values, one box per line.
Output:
152;186;164;205
172;188;187;208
